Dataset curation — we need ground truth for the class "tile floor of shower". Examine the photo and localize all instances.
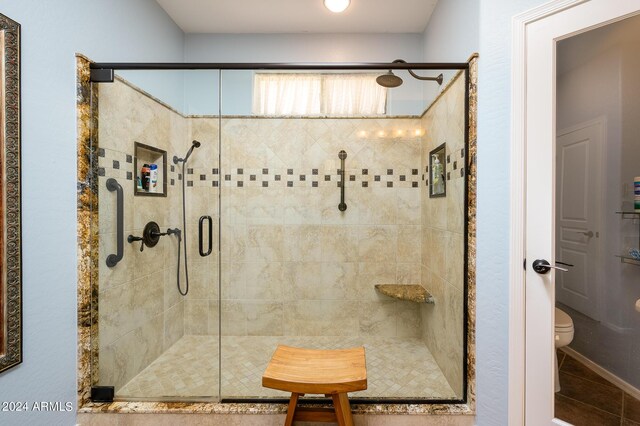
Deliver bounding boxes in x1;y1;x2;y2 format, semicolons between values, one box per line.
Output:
116;335;455;400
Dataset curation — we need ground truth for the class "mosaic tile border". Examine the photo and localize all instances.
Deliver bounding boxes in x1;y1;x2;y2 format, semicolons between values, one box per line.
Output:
76;54;478;416
97;149;467;190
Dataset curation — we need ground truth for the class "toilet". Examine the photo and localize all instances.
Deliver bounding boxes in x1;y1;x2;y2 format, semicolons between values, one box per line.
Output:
554;307;574;392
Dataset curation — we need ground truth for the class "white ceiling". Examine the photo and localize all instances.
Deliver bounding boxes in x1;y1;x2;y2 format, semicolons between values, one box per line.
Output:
155;0;438;34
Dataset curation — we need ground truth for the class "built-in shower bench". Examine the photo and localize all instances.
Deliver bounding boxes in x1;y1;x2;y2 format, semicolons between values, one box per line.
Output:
374;284;435;303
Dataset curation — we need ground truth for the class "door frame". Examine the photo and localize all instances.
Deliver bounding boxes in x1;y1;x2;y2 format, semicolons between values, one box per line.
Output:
509;0;640;424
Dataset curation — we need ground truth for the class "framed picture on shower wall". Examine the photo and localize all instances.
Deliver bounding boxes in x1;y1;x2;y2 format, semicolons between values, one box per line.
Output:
0;13;22;375
429;143;446;198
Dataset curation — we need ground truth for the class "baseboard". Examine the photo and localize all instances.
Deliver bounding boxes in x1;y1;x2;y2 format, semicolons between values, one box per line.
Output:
561;347;640;400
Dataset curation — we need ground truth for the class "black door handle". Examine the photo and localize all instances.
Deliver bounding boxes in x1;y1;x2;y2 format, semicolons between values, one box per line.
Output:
199;215;213;257
532;259;570;274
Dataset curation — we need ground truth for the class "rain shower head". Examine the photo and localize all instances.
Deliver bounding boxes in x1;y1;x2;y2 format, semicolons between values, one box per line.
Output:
376;59;444;88
376;71;403;88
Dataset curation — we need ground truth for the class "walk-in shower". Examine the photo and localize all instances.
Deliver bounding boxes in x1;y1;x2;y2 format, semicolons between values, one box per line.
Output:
90;60;472;404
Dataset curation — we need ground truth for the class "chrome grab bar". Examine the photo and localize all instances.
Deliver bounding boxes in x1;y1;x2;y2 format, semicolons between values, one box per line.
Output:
105;178;124;267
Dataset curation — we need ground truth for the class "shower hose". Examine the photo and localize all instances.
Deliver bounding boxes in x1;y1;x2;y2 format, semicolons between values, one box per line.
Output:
176;161;189;296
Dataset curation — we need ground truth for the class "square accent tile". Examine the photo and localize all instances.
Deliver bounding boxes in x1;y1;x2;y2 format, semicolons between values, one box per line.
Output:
299;175;306;181
126;171;133;180
412;182;418;188
387;169;393;175
237;181;243;187
188;168;194;174
126;154;132;163
387;182;393;188
237;168;243;174
212;168;219;174
113;160;120;170
362;169;368;175
325;175;331;181
312;181;318;187
287;181;293;187
262;168;268;174
98;148;105;157
374;175;381;182
312;169;318;175
250;175;256;181
287;169;293;175
187;181;193;187
225;174;231;181
412;169;418;175
275;175;281;181
262;181;268;187
400;175;406;181
200;174;206;181
212;181;219;187
362;182;368;188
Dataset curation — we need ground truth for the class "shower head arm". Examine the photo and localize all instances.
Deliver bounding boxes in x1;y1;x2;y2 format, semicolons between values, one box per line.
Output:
392;59;444;85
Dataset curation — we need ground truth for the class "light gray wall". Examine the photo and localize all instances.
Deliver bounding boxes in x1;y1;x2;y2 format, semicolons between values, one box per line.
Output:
422;0;479;103
183;33;428;115
0;1;184;425
477;0;550;424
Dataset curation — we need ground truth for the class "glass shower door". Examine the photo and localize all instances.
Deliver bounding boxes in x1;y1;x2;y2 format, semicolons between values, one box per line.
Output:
91;70;221;401
218;66;468;402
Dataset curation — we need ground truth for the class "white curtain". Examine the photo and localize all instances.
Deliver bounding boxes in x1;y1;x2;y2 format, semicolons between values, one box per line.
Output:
253;74;322;116
323;74;387;116
252;73;387;116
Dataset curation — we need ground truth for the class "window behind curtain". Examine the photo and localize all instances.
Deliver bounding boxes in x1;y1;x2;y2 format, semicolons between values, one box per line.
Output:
252;73;387;116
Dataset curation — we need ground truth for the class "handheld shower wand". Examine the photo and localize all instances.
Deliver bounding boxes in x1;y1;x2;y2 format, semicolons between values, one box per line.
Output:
173;140;201;296
173;140;201;164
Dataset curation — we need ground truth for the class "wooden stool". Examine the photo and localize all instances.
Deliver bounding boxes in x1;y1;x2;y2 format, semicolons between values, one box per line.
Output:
262;345;367;426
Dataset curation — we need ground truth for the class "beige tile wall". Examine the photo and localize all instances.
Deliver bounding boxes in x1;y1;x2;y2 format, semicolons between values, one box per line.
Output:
98;79;197;391
420;73;466;398
219;117;424;338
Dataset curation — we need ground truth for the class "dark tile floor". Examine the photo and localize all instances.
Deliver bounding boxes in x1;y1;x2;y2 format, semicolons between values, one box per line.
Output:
556;349;640;425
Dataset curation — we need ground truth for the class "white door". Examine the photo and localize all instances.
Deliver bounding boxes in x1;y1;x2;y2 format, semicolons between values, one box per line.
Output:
555;120;603;320
511;1;640;425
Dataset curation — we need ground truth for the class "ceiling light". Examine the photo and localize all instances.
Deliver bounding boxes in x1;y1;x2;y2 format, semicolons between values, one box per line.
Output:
324;0;350;13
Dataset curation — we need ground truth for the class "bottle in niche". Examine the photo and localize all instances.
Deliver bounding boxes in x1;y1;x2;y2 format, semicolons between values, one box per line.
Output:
149;164;158;193
141;164;150;191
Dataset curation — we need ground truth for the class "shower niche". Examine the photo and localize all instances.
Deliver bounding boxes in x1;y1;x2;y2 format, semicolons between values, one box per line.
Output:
133;141;167;197
85;62;474;407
